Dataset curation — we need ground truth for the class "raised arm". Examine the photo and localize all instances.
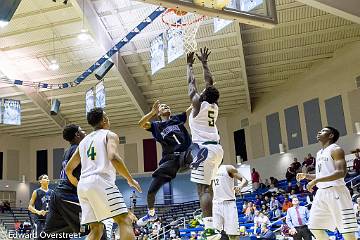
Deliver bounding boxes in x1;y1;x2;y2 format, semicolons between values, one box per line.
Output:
65;147;81;187
107;131;142;193
196;47;213;87
138;100;159;130
227;165;248;192
187;52;201;115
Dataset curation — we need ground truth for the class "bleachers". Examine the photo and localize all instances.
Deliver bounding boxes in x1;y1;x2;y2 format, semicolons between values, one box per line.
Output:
0;208;33;235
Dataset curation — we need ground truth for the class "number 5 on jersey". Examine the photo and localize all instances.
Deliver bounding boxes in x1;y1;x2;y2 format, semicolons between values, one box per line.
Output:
87;141;96;160
208;110;215;127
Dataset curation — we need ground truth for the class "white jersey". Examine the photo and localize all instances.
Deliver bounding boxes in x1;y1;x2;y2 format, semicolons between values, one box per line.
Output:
315;143;346;189
79;129;116;183
213;165;235;202
189;101;220;143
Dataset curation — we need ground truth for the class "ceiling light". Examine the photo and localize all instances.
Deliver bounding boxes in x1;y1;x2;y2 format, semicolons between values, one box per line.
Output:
0;21;9;28
78;28;90;41
49;60;59;71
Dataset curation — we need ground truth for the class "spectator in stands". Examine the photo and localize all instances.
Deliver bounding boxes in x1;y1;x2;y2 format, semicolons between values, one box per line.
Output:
264;196;270;207
286;182;294;193
286;164;297;182
353;152;360;174
282;197;293;212
292;158;302;173
244;202;256;215
131;190;138;209
266;184;284;195
3;200;11;212
242;200;248;212
280;219;291;240
302;154;315;173
251;168;261;190
273;206;282;220
246;208;256;223
259;224;276;240
264;179;270;188
254;211;270;234
270;196;280;212
286;197;312;240
269;177;279;187
261;204;270;217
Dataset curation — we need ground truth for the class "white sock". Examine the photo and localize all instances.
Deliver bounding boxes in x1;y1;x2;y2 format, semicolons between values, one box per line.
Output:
148;208;156;216
203;217;213;229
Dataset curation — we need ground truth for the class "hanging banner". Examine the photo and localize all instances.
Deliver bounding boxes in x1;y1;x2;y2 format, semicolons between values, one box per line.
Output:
85;88;95;115
167;28;184;63
3;99;21;125
150;34;165;75
95;81;106;109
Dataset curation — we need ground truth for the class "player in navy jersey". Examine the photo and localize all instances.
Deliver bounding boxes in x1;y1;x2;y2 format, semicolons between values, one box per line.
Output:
43;124;87;237
137;100;206;226
28;174;53;239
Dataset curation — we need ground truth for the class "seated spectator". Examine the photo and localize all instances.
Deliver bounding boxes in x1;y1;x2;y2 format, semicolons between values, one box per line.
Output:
263;195;270;207
269;177;279;187
246;208;256;223
285;164;297;182
251;168;261;191
302;154;316;173
292;158;302;173
266;184;284;195
269;196;280;211
280;219;291;240
259;224;276;240
254;211;270;234
353;152;360;174
255;194;262;206
261;204;270;216
264;179;270;188
273;206;282;220
244;202;256;215
242;200;248;212
286;182;293;193
282;197;293;212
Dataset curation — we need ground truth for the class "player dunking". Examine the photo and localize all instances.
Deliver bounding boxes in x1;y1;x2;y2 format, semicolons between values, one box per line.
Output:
297;127;357;240
66;108;142;240
187;47;224;239
212;165;248;240
137;101;196;226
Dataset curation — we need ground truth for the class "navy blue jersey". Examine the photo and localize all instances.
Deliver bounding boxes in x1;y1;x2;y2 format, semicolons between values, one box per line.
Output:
34;188;53;220
148;112;191;162
57;144;81;194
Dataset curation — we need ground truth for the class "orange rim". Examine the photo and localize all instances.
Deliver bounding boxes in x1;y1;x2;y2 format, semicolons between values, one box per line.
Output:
161;8;205;28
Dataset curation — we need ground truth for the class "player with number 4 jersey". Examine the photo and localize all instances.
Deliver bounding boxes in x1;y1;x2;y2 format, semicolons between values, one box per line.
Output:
66;108;142;240
187;47;224;240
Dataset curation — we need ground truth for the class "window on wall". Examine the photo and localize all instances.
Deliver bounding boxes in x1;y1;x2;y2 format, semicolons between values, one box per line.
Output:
36;150;48;180
0;152;3;180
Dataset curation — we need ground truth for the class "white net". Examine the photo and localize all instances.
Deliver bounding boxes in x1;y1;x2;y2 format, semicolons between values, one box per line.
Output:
162;9;205;54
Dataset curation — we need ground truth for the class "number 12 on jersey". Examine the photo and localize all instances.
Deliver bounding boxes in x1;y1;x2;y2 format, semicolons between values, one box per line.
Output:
87;141;96;160
208;110;215;127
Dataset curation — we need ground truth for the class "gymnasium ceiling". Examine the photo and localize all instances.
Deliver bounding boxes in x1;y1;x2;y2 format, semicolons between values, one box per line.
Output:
0;0;359;138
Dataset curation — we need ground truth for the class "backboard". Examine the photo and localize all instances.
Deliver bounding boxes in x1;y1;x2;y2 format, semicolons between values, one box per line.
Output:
136;0;278;28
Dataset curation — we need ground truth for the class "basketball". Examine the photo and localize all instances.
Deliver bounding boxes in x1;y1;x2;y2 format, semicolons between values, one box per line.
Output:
194;0;231;9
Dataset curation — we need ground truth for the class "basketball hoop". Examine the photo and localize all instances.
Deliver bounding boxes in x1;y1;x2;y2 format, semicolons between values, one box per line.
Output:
162;8;205;53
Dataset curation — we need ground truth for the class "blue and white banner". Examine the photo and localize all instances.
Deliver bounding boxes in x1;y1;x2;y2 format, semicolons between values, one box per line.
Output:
167;28;184;63
150;34;165;75
1;7;166;90
85;88;95;115
3;99;21;125
95;81;106;109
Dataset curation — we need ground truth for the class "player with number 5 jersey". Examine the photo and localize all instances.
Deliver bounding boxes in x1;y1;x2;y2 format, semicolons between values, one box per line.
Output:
187;47;224;240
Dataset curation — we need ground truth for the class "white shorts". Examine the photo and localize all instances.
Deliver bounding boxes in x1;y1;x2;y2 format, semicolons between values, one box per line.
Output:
78;175;128;224
213;200;240;235
191;144;224;185
308;185;357;234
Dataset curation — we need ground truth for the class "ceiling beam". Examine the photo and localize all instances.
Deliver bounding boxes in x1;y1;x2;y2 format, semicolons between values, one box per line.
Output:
296;0;360;24
235;24;251;112
75;0;149;116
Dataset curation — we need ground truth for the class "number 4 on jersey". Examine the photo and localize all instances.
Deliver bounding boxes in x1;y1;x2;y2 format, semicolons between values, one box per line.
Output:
87;141;96;160
208;110;215;127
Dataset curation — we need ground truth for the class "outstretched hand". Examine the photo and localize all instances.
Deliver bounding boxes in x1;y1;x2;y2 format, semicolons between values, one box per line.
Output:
128;178;142;193
187;52;195;65
151;100;160;115
196;47;211;63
